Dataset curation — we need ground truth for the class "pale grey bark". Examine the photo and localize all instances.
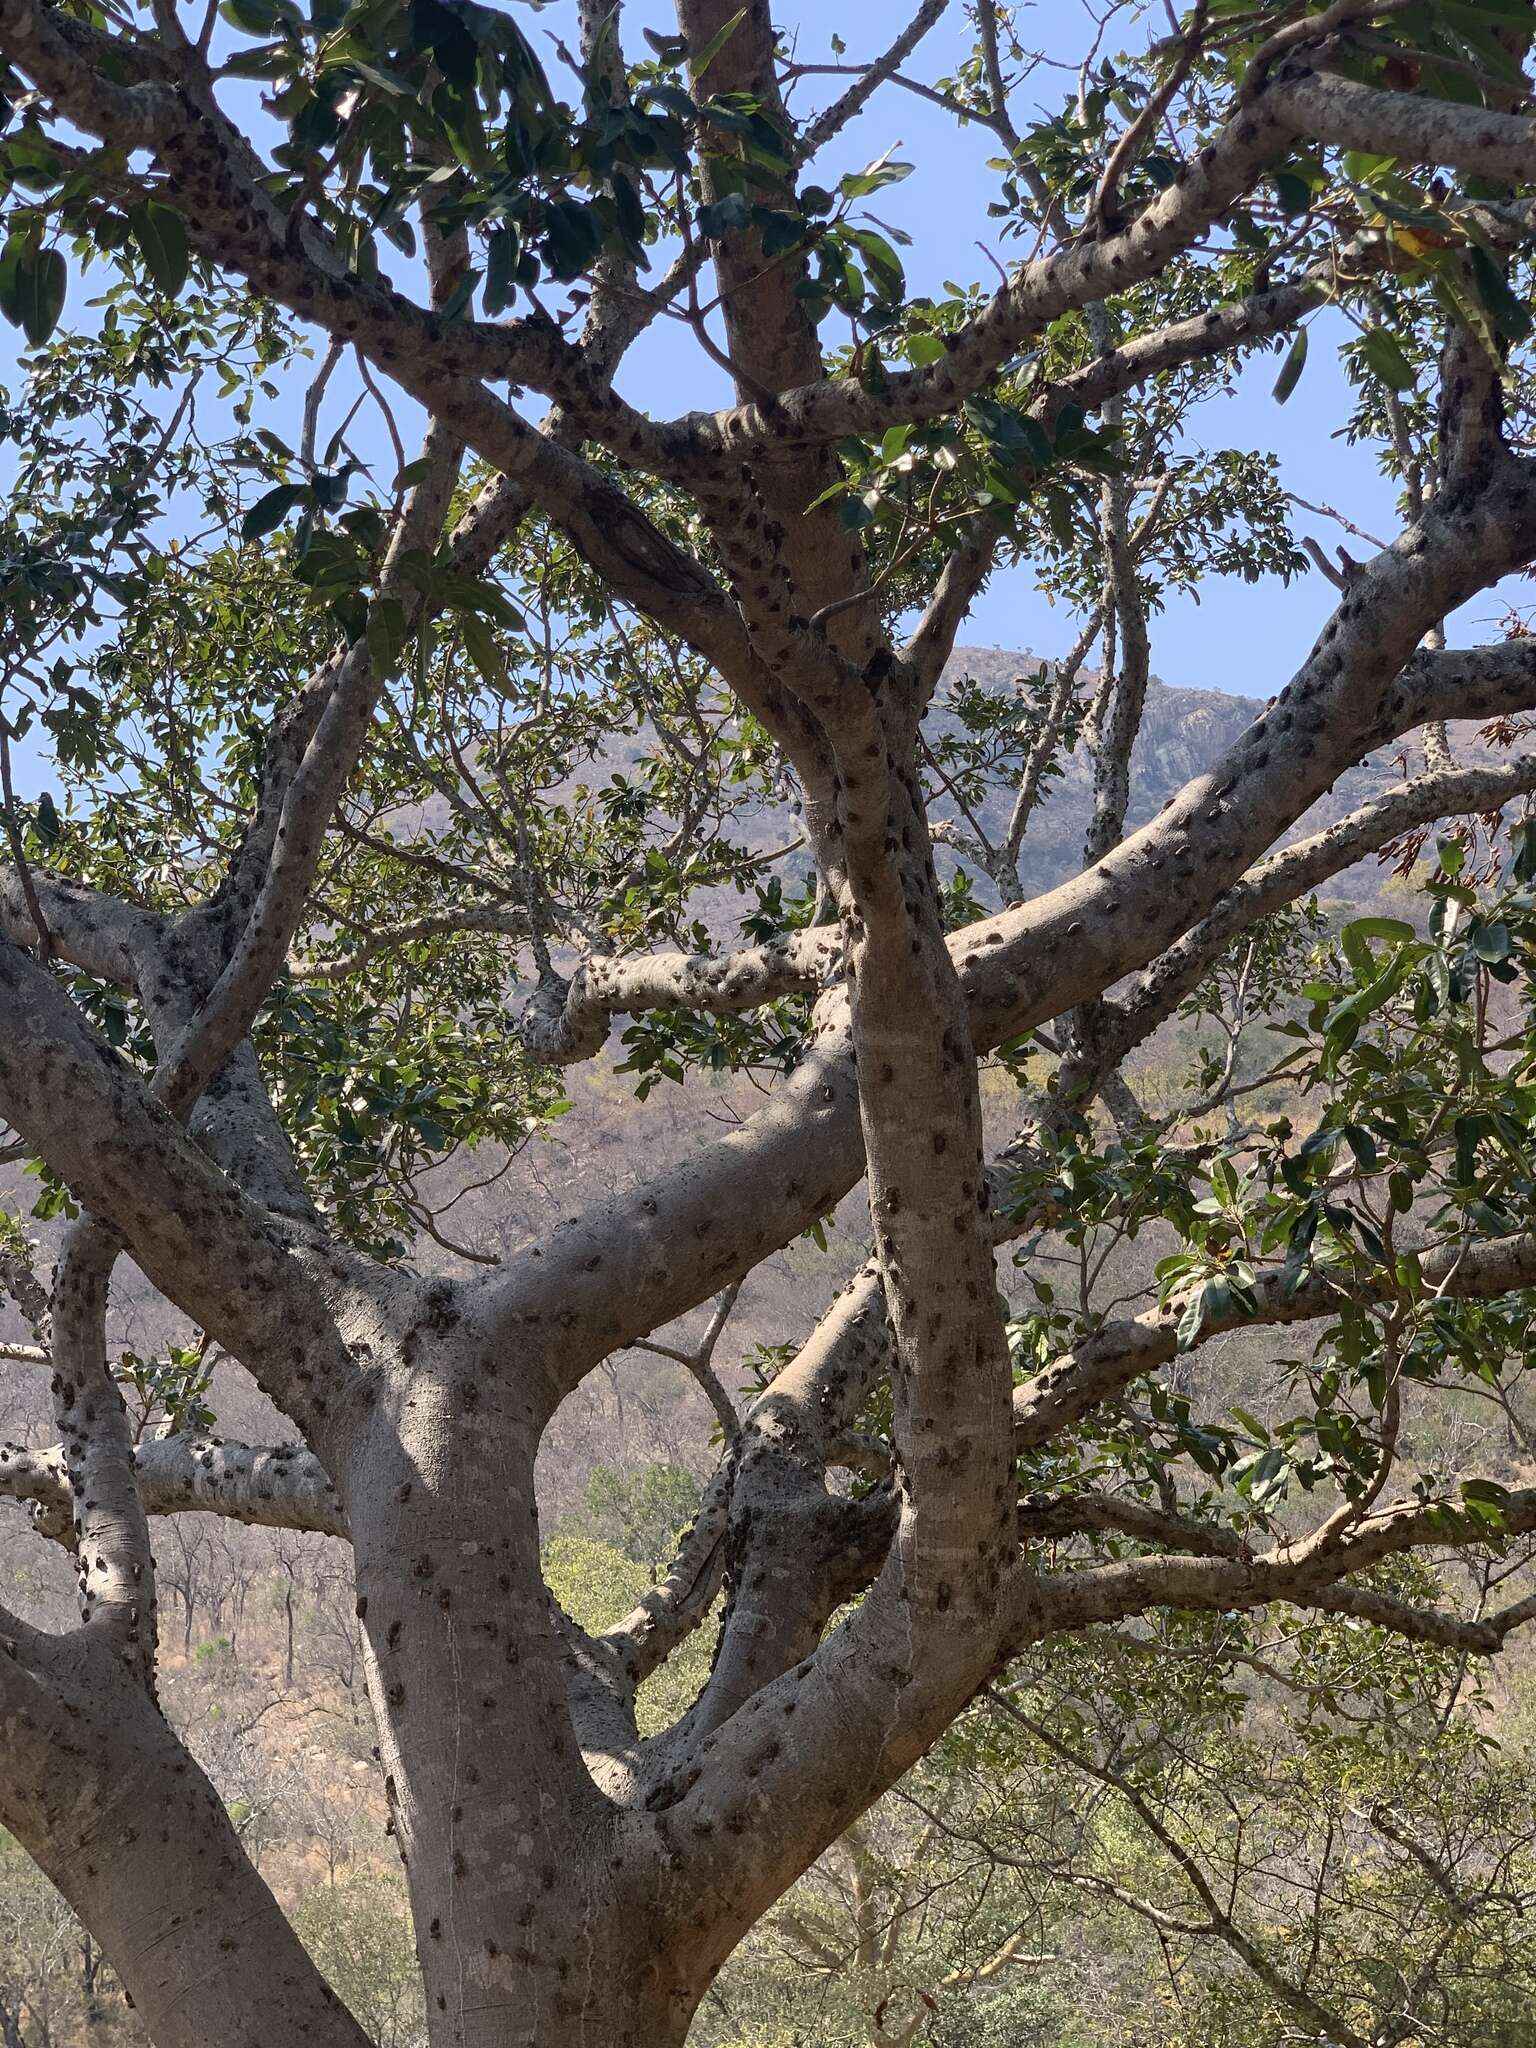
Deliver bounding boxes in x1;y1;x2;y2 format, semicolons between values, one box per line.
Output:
49;1222;156;1676
0;1625;375;2048
519;929;843;1065
1;7;1536;2045
485;477;1536;1392
0;1433;346;1541
1013;1231;1536;1453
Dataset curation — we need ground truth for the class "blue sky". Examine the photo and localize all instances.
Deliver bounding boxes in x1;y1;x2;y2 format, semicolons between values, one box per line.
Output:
1;0;1500;797
611;0;1417;694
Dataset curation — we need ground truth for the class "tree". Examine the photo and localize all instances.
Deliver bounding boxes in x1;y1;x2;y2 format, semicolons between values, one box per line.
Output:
568;1461;704;1572
701;1613;1536;2045
0;1828;139;2045
292;1871;428;2048
5;1;1536;2043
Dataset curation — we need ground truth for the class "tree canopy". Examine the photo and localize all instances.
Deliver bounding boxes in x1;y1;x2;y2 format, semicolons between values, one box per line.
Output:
5;2;1536;2044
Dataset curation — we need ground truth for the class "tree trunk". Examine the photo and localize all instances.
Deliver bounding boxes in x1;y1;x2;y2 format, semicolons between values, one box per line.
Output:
0;1638;373;2048
78;1935;103;2029
413;1941;700;2048
342;1350;739;2048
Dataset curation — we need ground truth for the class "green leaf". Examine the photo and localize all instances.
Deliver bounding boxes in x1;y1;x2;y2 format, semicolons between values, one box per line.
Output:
1360;326;1415;391
1175;1289;1206;1352
4;134;62;191
127;201;189;299
1342;1123;1378;1171
1342;150;1396;184
1471;921;1512;964
543;198;602;281
1272;325;1308;404
1345;916;1416;946
1468;245;1534;345
0;231;21;329
1043;486;1077;548
439;575;524;630
408;0;477;89
482;226;519;317
221;0;282;31
1341;922;1375;984
12;244;65;347
460;611;503;685
1341;916;1416;984
1460;1477;1512;1529
643;82;698;124
839;152;914;199
1237;1444;1287;1505
365;598;409;673
846;227;905;304
687;7;746;82
963;395;1053;468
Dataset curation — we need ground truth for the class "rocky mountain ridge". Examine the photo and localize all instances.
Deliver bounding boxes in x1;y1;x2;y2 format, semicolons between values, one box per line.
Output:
936;643;1486;902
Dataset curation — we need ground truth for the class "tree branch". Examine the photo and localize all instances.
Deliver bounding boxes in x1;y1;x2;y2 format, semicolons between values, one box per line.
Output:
1095;741;1536;1089
50;1220;156;1679
155;423;465;1120
0;1430;346;1542
796;0;951;160
1270;67;1536;182
0;939;364;1448
492;462;1536;1373
519;927;844;1064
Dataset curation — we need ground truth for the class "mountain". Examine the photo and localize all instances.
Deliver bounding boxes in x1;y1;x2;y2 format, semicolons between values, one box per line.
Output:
934;646;1264;895
934;644;1480;904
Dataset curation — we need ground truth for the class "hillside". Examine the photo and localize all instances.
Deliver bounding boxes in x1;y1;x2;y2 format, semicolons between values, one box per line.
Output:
935;644;1488;903
1;649;1532;2048
0;643;1496;1503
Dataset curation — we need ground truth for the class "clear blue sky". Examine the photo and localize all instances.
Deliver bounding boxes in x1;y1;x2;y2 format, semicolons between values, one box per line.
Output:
615;0;1417;694
2;0;1498;798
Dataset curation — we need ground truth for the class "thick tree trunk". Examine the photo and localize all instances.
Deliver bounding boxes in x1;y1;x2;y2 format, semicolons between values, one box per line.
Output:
0;1637;372;2048
347;1345;715;2048
409;1919;700;2048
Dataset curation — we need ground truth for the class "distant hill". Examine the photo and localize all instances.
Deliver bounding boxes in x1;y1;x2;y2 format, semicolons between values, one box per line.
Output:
400;642;1473;920
934;646;1263;895
934;644;1485;904
0;645;1515;1520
